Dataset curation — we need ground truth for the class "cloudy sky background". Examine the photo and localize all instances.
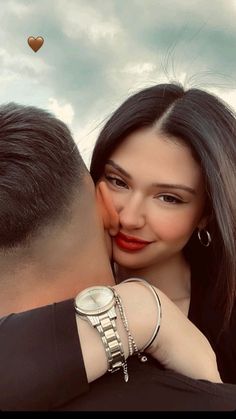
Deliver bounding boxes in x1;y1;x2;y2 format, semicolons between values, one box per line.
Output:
1;0;236;166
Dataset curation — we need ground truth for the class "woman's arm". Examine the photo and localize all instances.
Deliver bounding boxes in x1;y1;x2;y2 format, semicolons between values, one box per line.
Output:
0;281;221;411
78;281;222;384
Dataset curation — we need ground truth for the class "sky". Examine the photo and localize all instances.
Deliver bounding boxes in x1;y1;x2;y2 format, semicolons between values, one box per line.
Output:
1;0;236;166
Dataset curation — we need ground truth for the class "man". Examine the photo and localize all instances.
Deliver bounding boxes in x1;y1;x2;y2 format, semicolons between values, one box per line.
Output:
0;103;235;411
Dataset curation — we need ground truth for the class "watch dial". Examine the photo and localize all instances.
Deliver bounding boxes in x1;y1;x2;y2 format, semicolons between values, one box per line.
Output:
76;286;114;313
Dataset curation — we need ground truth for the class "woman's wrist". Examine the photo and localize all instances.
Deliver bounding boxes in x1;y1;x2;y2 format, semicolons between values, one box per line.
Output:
75;281;223;385
75;281;157;383
113;282;159;353
146;286;223;383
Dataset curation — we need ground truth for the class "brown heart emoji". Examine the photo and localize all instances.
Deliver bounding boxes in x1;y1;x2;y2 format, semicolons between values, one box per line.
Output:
27;36;44;52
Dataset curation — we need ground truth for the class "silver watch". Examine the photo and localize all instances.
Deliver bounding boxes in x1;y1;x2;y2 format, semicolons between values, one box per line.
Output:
74;286;126;374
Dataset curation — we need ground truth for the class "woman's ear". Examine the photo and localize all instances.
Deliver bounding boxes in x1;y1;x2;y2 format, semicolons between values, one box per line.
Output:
197;215;209;230
198;201;214;230
96;181;119;235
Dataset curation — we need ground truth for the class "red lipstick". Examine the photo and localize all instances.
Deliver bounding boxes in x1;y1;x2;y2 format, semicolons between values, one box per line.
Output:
114;232;152;251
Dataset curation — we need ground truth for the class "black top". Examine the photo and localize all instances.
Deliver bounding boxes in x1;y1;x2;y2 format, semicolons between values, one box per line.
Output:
0;277;236;411
56;357;236;411
0;300;88;410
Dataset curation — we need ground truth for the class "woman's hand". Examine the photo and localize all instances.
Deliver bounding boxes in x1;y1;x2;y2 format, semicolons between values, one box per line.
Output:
114;282;222;383
146;287;222;383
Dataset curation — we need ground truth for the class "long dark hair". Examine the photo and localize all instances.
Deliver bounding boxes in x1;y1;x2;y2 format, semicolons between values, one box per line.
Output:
90;83;236;329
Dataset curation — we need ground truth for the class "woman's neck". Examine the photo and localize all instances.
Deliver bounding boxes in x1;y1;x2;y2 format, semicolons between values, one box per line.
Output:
115;253;191;302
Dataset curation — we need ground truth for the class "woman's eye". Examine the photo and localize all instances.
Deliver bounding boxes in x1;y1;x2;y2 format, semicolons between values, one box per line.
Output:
158;195;182;204
105;175;128;189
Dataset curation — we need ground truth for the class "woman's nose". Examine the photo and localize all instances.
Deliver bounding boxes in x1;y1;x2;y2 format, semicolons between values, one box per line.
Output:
118;196;145;230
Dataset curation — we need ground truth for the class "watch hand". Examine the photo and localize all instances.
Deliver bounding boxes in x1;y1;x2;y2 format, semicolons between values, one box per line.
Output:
90;295;98;306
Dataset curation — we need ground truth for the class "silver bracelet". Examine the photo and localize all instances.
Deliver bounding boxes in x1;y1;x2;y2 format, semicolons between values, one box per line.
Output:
111;288;141;358
111;288;148;364
122;278;162;352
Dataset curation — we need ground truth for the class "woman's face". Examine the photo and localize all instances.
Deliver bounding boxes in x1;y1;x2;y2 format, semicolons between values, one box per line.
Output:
101;127;207;270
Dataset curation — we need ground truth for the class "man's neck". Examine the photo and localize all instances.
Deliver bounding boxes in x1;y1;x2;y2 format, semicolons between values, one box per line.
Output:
0;238;114;317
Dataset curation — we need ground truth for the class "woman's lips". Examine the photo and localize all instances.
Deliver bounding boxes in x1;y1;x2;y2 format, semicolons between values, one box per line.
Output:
114;232;152;251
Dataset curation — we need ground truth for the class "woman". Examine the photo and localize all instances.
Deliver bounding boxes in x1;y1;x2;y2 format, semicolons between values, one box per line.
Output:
90;83;236;384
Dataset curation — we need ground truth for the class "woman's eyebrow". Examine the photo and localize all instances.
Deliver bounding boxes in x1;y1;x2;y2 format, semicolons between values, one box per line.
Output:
106;160;132;179
106;160;196;195
151;183;196;195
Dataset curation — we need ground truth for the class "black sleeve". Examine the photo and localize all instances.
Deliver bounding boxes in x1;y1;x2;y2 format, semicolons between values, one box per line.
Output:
56;357;236;411
0;300;89;411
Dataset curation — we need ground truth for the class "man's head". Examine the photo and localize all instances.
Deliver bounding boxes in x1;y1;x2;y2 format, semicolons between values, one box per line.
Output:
0;103;114;315
0;103;86;248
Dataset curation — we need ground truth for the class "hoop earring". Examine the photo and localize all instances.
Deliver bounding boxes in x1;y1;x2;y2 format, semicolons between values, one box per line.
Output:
197;228;212;247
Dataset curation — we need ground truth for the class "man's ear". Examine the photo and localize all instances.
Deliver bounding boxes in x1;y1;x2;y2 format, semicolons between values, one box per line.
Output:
96;181;119;235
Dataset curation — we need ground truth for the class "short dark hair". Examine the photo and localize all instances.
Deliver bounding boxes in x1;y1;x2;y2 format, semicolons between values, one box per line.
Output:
90;83;236;330
0;102;86;248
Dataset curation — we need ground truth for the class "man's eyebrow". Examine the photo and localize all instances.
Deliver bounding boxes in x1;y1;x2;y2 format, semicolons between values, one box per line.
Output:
106;160;132;179
106;160;196;195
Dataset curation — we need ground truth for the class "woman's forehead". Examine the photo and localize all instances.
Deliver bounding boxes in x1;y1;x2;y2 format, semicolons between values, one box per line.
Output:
108;128;203;187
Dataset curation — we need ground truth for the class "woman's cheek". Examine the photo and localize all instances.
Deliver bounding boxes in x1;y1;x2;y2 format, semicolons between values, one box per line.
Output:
151;213;198;241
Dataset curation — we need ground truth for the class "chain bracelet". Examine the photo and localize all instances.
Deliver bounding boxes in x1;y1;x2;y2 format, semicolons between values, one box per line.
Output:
122;278;162;352
111;288;148;364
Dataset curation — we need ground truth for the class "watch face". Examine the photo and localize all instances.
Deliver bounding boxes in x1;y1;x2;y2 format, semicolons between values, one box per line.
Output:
75;286;115;315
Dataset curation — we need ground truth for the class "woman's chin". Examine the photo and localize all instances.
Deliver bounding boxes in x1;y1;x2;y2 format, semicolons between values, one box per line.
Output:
112;247;148;270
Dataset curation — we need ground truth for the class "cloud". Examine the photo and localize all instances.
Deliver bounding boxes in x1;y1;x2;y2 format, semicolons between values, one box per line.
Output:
208;87;236;111
60;1;121;42
122;62;157;75
47;97;75;124
0;0;236;164
0;47;51;77
73;119;102;168
8;0;32;18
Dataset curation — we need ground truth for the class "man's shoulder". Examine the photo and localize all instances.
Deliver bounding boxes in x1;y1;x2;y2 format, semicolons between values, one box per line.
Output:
56;357;236;411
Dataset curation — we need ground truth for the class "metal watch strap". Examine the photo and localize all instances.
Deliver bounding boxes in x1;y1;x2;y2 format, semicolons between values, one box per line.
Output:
92;311;126;374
